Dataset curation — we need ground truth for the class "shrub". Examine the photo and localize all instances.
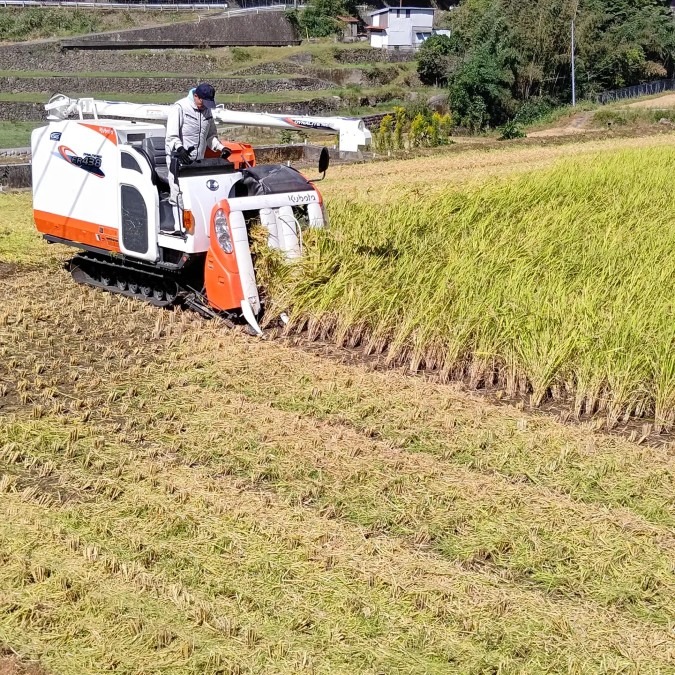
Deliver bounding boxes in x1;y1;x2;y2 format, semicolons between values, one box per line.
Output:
514;98;555;125
374;114;394;152
393;107;406;150
230;47;252;63
295;0;357;37
498;120;526;140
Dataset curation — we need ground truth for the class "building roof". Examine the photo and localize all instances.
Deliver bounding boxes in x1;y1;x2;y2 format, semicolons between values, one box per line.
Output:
337;15;359;22
369;6;434;16
366;25;386;31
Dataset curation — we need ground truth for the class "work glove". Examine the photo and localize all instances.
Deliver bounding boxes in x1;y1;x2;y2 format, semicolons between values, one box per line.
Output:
174;146;192;164
220;147;232;160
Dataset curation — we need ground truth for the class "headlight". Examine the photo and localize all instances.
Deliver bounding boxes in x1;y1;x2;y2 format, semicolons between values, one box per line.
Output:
214;208;232;253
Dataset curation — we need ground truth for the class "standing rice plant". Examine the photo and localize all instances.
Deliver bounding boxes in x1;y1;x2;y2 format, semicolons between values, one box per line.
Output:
273;147;675;426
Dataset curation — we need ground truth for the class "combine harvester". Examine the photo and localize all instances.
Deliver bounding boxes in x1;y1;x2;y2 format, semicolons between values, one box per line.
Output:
30;95;371;334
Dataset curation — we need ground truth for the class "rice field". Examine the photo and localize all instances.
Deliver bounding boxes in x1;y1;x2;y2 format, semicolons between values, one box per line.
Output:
1;136;675;674
276;138;675;433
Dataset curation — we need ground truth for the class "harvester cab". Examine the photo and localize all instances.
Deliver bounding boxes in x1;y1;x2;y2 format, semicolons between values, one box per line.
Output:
31;104;330;335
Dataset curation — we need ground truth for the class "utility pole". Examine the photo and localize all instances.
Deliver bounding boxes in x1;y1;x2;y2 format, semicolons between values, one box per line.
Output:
571;16;576;106
571;0;579;107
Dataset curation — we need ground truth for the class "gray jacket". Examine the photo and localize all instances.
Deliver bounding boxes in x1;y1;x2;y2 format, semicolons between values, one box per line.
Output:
165;93;224;162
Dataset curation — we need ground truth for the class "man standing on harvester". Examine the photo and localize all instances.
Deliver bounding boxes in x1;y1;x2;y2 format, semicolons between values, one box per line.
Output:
165;82;231;205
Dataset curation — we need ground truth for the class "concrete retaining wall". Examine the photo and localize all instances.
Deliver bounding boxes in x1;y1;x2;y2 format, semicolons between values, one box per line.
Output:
65;12;298;46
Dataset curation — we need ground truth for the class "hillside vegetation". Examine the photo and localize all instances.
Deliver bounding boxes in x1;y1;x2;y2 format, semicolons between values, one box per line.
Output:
417;0;675;128
0;8;194;42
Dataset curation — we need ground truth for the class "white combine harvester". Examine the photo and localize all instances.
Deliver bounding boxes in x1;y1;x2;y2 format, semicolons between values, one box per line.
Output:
31;94;369;334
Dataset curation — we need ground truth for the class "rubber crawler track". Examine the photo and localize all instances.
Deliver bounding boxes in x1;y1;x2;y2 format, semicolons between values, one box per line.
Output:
67;252;228;321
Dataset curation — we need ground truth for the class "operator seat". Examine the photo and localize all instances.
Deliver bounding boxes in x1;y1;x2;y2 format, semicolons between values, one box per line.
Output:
139;136;170;191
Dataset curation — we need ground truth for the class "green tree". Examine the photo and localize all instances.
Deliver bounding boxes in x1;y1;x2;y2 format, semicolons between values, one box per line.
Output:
443;0;675;129
294;0;357;38
576;0;675;92
417;34;454;85
447;3;518;129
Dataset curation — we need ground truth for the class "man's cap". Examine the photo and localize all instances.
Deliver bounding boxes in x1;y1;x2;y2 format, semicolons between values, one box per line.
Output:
194;82;216;109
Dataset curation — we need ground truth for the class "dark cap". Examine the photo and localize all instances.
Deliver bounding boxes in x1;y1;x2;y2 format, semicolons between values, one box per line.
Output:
194;82;216;109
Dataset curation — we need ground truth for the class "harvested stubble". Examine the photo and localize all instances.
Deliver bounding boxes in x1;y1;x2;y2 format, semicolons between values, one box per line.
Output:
274;146;675;431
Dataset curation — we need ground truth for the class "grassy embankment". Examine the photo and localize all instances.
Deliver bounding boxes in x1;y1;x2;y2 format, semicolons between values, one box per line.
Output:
0;8;195;42
0;137;674;673
0;121;41;149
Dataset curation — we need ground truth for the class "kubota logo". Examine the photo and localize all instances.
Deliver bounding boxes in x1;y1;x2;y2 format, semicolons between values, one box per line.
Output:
288;193;317;204
57;146;104;178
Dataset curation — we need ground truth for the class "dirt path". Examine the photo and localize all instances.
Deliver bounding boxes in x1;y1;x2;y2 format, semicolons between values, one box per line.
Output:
527;111;595;137
626;93;675;108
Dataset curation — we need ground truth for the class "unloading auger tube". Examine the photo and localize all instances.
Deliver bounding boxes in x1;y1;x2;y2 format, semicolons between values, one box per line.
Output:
44;94;372;153
32;95;333;336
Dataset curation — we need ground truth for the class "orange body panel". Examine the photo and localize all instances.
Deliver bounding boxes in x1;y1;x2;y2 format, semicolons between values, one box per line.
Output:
34;210;120;252
204;202;244;312
205;141;256;169
80;123;118;145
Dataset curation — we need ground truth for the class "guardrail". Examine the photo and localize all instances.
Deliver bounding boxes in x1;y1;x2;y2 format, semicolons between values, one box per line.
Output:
0;0;229;7
0;1;305;11
211;4;303;16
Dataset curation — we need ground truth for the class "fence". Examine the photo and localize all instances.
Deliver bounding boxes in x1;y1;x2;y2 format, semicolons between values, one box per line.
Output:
596;79;675;105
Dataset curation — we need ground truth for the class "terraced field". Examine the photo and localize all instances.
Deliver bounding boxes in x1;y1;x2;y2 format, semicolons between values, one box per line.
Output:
1;135;674;673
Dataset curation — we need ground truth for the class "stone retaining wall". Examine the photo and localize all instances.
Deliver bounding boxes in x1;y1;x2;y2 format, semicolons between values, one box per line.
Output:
0;163;31;189
0;97;348;122
332;48;415;64
0;102;44;122
0;43;223;74
233;61;405;86
0;75;333;95
232;62;365;85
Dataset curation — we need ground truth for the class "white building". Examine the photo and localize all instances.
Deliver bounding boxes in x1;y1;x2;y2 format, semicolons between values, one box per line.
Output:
367;6;435;50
